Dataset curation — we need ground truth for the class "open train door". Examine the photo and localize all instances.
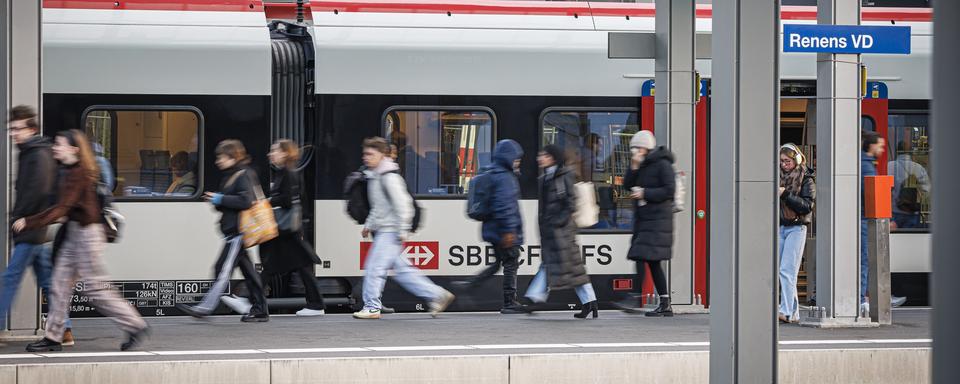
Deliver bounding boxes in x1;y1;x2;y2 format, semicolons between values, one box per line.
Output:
862;81;890;175
639;80;710;308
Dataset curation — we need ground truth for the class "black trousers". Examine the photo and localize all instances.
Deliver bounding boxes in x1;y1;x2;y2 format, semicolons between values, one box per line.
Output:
210;237;268;315
260;266;325;310
636;260;669;298
470;245;520;304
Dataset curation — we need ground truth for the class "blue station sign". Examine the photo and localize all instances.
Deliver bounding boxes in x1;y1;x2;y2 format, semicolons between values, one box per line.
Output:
783;24;911;54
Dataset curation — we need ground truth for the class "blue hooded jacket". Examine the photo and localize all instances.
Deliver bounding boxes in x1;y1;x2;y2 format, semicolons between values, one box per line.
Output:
481;139;524;245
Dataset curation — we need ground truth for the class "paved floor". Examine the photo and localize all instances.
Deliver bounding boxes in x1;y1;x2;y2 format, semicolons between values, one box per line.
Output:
0;308;930;364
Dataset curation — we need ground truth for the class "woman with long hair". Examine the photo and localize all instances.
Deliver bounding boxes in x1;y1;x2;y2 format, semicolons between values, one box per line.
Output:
176;139;270;322
777;143;815;323
221;140;326;316
14;130;148;352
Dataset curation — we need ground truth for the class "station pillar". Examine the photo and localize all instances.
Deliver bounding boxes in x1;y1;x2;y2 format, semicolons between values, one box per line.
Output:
803;0;871;328
709;0;780;382
1;0;45;337
931;1;960;382
654;0;698;308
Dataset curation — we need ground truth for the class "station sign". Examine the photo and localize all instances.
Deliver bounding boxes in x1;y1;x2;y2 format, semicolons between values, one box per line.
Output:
783;24;911;54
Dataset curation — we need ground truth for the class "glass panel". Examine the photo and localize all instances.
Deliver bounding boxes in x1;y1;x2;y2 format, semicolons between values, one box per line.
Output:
384;110;493;195
887;113;931;229
84;110;200;198
541;110;639;230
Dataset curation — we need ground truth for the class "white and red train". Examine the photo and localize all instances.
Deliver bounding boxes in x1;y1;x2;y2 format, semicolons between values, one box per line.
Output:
37;0;932;315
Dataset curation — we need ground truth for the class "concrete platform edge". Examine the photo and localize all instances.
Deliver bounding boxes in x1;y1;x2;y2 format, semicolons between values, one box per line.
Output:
0;348;930;384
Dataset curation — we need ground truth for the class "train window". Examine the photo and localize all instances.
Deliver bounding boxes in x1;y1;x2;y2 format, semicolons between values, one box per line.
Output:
83;108;201;199
541;109;639;231
383;108;494;196
887;113;931;230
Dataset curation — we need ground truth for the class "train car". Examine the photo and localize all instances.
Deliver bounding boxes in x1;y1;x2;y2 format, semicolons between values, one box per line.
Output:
38;0;932;316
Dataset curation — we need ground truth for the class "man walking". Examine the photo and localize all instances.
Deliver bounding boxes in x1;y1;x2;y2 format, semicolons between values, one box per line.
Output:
454;139;526;314
3;106;73;344
352;137;455;319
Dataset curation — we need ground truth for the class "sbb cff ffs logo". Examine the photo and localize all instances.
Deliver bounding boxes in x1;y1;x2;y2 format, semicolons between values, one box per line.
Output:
360;241;440;270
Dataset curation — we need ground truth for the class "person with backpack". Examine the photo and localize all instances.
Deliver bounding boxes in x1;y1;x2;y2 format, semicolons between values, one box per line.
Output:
613;130;677;317
522;145;599;319
176;139;270;322
352;137;454;319
14;130;148;352
454;139;526;314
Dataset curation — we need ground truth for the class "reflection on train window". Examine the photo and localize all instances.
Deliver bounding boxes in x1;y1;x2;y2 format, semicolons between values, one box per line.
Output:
84;109;200;198
541;110;639;231
887;113;931;230
383;109;493;196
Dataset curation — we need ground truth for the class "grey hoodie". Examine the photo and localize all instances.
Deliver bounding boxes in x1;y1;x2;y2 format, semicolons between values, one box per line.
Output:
363;158;414;237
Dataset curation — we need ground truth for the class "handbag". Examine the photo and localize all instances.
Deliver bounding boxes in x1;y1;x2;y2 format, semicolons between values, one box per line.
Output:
232;171;279;248
274;202;302;233
572;181;600;228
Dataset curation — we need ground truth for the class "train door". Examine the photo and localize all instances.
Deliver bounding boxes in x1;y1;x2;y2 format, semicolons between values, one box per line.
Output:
862;82;890;175
639;80;710;307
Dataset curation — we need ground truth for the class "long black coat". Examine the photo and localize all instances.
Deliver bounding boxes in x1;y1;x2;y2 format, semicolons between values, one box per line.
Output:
624;147;676;261
539;166;590;289
259;168;321;274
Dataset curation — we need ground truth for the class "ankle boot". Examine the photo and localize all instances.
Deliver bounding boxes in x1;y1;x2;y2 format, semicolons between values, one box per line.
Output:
645;296;673;317
574;301;599;319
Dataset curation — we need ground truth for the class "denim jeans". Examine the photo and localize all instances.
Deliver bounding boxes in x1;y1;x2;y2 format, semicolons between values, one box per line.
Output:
860;219;869;304
524;266;597;304
778;225;807;320
362;232;443;310
1;242;72;329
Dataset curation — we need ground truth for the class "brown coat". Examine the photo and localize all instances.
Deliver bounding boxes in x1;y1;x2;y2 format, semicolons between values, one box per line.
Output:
24;165;100;231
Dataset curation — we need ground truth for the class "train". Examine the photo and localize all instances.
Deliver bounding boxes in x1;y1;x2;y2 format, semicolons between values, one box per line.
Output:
36;0;932;316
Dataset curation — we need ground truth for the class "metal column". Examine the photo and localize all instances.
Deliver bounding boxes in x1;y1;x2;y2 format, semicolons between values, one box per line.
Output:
654;0;696;306
709;0;779;382
932;1;960;382
1;0;44;337
804;0;870;327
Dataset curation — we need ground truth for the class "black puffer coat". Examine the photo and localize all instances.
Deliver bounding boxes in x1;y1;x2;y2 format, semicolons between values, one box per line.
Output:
624;147;676;261
11;136;56;244
539;166;590;289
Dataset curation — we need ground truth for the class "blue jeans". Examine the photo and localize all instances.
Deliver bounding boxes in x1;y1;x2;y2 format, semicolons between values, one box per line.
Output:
524;266;597;304
860;219;869;304
778;225;807;320
892;211;920;229
362;232;443;310
1;243;71;329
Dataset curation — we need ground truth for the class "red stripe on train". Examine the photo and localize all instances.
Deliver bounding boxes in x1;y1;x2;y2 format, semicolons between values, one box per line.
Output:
43;0;263;12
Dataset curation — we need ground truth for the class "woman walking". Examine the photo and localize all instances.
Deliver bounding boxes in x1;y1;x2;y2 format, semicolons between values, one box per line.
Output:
14;130;148;352
618;130;676;317
222;140;326;316
777;143;815;323
523;145;598;319
176;139;270;322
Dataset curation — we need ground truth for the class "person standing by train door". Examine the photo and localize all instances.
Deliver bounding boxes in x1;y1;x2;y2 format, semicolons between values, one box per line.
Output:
453;139;526;314
860;131;885;315
14;130;148;352
352;137;455;319
2;106;75;345
176;140;270;322
614;130;676;317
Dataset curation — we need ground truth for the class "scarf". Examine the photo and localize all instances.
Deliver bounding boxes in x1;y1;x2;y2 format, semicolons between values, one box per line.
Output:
780;165;805;195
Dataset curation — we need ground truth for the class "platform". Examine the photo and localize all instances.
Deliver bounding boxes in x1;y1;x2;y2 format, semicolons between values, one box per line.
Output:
0;308;932;383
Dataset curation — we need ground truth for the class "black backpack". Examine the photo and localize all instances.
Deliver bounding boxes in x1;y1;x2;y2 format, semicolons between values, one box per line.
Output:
344;169;371;225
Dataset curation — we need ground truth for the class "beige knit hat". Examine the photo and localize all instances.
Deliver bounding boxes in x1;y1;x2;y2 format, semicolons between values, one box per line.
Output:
630;130;656;150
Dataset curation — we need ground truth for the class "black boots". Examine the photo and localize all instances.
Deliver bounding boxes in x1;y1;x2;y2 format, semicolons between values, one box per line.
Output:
500;294;528;314
574;301;599;319
645;296;674;317
121;326;151;351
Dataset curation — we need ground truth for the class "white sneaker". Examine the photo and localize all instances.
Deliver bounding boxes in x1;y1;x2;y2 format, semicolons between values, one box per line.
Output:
891;296;907;307
353;308;381;319
296;308;325;317
429;290;455;318
221;295;252;315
